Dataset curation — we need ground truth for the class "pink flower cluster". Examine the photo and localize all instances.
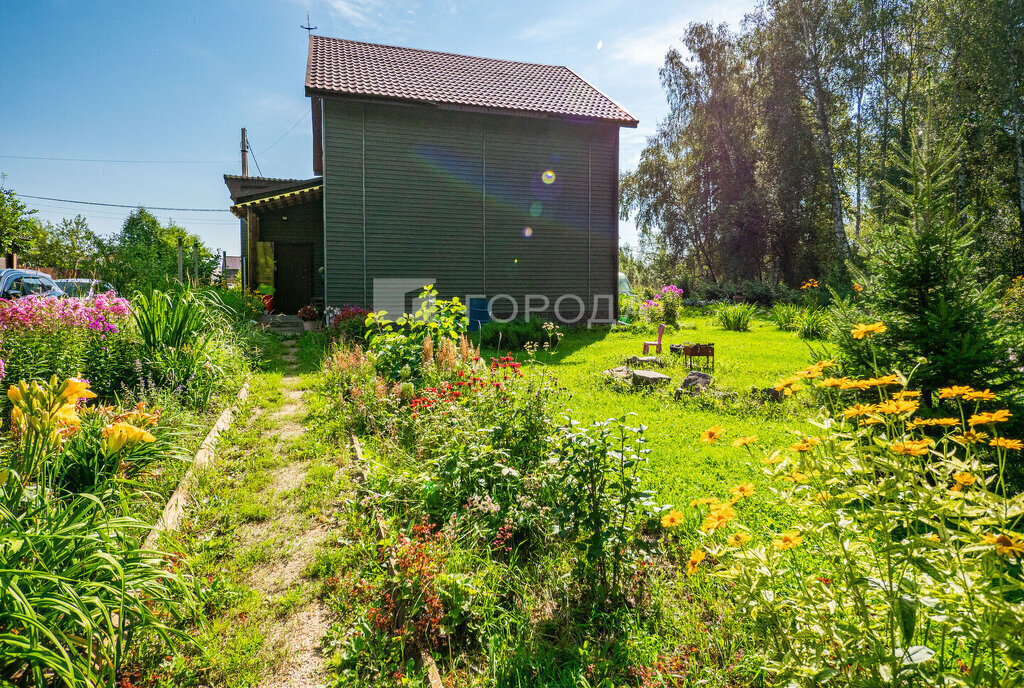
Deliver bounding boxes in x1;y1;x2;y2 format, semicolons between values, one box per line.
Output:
0;293;131;333
641;284;685;310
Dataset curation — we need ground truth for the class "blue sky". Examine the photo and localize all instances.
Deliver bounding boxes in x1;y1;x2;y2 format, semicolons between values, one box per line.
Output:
0;0;753;255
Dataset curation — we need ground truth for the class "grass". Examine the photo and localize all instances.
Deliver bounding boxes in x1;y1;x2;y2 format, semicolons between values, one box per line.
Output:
483;317;820;532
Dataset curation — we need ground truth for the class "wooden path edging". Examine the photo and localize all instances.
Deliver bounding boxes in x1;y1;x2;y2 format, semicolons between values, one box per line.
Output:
349;433;445;688
144;382;250;550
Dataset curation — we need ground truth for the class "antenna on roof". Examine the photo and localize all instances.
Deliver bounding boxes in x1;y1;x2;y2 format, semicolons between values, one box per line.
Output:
301;12;317;36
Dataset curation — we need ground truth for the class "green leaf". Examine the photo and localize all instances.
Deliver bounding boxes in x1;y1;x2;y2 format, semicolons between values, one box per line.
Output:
898;645;934;666
897;595;917;645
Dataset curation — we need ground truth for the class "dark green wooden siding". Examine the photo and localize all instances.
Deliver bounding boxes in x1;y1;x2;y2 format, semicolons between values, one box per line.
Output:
322;98;620;321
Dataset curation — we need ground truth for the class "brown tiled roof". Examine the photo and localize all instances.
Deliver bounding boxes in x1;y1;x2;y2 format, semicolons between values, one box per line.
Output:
305;35;637;126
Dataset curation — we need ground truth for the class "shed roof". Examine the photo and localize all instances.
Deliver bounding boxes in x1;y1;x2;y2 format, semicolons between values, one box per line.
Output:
305;35;637;126
229;179;323;218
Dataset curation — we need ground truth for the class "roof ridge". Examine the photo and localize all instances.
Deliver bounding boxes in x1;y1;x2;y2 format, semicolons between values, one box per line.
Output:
310;34;572;72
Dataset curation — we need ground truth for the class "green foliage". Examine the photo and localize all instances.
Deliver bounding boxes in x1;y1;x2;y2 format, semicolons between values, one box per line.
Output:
714;302;757;331
476;317;563;351
131;287;250;407
1000;275;1024;325
715;368;1024;687
0;477;196;688
99;208;219;294
795;308;829;340
831;134;1022;401
204;285;265;324
365;286;468;381
553;417;654;602
770;302;802;331
0;173;36;254
22;215;101;276
1;377;196;686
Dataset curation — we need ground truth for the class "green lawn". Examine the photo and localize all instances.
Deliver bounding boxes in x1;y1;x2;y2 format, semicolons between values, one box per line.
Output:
494;317;821;533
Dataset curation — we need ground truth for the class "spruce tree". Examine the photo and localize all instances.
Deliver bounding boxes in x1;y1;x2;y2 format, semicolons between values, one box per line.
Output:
833;132;1021;405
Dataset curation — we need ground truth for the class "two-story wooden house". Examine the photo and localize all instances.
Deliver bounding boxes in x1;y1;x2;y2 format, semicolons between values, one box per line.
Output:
227;35;637;321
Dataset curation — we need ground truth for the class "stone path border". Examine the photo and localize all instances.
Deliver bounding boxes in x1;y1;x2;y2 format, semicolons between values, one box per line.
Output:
349;432;445;688
144;382;251;550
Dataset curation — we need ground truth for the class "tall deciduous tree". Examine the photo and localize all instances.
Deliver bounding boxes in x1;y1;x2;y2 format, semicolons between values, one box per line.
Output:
0;174;36;256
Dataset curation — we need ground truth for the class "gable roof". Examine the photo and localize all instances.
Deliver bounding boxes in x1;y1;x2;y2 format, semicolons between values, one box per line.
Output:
305;35;638;127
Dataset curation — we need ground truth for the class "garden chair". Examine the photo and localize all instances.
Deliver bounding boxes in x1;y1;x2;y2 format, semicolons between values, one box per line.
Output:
643;323;665;355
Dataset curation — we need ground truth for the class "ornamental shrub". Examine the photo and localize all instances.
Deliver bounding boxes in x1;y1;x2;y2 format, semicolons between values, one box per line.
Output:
365;286;468;381
327;305;371;343
714;302;757;331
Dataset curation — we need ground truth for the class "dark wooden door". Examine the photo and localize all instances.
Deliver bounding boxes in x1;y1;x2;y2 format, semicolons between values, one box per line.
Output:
274;243;314;314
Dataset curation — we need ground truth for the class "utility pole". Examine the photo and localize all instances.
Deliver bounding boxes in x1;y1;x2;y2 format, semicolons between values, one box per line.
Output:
177;237;184;283
193;243;200;283
241;127;249;178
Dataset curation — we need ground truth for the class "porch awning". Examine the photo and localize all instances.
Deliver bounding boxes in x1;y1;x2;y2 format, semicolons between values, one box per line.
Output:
229;184;323;218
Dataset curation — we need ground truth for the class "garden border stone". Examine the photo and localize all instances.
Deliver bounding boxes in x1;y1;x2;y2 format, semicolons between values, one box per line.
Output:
143;382;250;550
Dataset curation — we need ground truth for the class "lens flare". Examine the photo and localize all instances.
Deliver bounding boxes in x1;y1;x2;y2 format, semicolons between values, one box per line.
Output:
530;201;542;217
542;170;556;184
522;227;533;238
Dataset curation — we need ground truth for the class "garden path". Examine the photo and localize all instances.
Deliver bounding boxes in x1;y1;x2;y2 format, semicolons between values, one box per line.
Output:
248;337;332;688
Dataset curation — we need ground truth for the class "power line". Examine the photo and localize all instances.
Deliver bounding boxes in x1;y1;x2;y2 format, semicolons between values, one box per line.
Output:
246;141;263;177
259;111;308;155
0;154;233;164
18;194;229;212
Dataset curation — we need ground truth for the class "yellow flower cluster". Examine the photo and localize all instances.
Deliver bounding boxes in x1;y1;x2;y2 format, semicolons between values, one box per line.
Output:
774;532;803;550
969;410;1012;426
661;509;685;528
101;421;156;454
800;278;819;290
890;439;932;456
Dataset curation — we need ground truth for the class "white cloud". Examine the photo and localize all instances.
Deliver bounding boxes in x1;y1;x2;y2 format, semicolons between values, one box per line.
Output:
516;0;622;40
325;0;385;27
610;1;754;67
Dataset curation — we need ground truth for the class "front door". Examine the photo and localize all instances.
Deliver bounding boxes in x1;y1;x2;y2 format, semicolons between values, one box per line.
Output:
274;242;314;314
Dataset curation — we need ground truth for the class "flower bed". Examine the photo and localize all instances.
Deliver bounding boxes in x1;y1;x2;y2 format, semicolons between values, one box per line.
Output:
305;315;1024;686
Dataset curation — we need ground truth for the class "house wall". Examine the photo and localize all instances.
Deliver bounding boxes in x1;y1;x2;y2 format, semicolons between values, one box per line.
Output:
321;99;619;322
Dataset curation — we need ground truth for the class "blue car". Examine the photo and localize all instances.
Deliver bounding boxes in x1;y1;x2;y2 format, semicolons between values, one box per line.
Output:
0;269;65;299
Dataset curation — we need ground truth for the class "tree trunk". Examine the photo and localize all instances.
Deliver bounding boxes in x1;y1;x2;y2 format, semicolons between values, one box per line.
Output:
812;74;849;259
856;89;863;239
1015;115;1024;259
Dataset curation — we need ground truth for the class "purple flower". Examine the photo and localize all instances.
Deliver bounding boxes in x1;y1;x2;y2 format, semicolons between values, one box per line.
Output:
0;358;5;382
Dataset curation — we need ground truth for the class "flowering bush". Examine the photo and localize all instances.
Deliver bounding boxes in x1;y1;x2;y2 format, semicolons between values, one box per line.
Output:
1;376;194;685
0;293;136;397
297;304;318;321
327;305;371;343
681;325;1024;686
636;284;686;325
0;292;129;332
